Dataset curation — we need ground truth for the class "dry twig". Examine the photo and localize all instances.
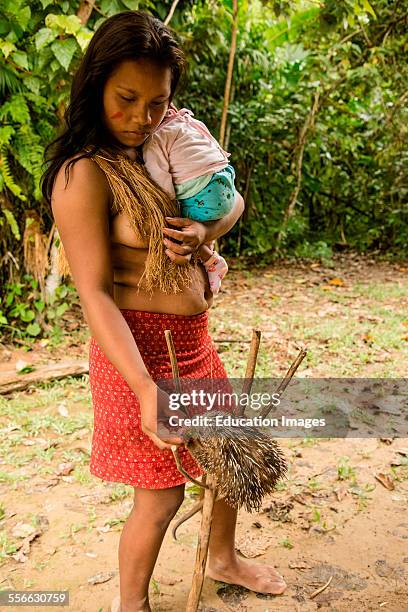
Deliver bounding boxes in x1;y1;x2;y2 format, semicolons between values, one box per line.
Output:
309;575;333;599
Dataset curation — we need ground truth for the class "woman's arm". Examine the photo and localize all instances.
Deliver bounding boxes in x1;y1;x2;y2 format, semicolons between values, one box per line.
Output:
51;157;180;450
162;191;244;264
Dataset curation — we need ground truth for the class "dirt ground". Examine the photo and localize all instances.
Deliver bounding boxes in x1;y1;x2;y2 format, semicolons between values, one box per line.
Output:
0;255;407;611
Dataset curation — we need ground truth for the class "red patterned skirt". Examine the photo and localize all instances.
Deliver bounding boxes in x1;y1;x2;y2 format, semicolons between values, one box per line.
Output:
89;309;228;489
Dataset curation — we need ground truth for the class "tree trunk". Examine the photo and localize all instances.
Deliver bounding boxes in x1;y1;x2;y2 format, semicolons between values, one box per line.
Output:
77;0;96;25
219;0;239;148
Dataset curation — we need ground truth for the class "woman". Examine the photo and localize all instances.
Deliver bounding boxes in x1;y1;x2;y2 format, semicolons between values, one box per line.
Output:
42;10;287;612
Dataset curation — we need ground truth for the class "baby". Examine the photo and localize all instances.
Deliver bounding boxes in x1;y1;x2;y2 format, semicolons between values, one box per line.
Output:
143;104;236;294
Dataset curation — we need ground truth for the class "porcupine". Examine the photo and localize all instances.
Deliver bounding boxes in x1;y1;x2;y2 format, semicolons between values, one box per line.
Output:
172;411;287;540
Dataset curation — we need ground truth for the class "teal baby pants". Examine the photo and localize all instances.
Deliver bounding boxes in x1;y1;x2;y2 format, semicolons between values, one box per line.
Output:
177;165;236;222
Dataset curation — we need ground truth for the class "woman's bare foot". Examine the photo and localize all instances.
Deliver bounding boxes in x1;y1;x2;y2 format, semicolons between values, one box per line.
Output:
207;556;287;595
111;595;151;612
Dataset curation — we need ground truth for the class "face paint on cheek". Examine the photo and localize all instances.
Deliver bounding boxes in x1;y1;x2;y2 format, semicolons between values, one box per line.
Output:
110;111;123;120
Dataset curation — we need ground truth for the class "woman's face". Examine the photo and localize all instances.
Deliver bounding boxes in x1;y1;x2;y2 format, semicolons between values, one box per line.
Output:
102;58;172;149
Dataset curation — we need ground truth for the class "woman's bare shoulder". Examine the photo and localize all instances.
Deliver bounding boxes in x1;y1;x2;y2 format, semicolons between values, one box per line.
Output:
53;152;111;201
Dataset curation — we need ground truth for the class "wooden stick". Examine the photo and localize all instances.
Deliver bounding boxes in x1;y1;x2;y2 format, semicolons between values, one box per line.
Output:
0;361;89;395
242;329;261;392
165;330;208;490
238;329;261;415
186;474;217;612
165;330;181;393
260;347;307;419
274;347;308;397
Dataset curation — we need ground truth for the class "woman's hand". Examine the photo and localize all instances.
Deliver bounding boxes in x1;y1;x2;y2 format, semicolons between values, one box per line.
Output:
162;217;208;265
138;381;184;450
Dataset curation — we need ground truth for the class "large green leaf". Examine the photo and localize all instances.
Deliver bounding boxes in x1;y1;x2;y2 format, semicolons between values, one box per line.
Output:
45;14;82;35
51;38;78;71
0;40;16;58
35;27;58;51
11;50;28;70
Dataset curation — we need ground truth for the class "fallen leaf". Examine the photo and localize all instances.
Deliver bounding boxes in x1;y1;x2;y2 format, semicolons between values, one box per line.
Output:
12;522;37;538
15;360;35;374
153;575;182;586
262;500;294;522
56;462;75;476
27;478;59;493
291;493;311;506
328;277;345;286
375;473;395;490
58;403;69;417
87;571;116;585
236;533;273;558
334;485;348;501
11;528;42;562
11;550;28;563
289;560;312;570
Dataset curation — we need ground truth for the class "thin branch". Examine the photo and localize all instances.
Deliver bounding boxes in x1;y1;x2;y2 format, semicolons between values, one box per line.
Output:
274;91;320;251
310;576;333;599
164;329;181;393
164;0;181;25
219;0;239;148
260;347;307;419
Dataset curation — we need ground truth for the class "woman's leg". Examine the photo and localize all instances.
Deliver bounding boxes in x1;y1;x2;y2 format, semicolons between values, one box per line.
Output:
207;498;287;595
118;483;185;612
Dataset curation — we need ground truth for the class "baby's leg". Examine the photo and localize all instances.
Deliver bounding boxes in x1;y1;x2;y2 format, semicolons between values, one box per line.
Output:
200;246;228;295
118;484;185;611
198;242;214;262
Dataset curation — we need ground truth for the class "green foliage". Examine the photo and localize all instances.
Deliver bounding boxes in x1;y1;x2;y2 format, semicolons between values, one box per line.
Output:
0;0;406;308
176;0;407;258
0;274;78;342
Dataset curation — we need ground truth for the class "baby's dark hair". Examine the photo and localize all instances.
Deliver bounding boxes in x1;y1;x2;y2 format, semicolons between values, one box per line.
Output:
42;10;186;203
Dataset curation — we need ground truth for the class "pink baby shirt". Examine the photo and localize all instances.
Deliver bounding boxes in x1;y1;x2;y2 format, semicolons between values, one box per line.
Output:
142;104;230;199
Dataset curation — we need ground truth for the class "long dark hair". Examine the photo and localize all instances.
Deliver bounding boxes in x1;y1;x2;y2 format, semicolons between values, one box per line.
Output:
41;10;186;204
